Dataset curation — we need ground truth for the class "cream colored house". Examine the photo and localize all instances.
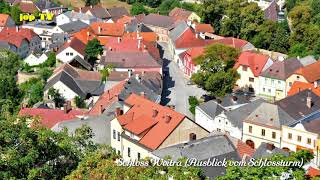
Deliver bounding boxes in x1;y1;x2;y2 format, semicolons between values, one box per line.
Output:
242;102;296;149
234;51;273;94
286;61;320;94
169;7;201;22
110;93;209;161
281;118;320;166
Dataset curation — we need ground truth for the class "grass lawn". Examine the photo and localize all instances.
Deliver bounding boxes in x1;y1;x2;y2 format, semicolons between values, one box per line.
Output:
59;0;132;10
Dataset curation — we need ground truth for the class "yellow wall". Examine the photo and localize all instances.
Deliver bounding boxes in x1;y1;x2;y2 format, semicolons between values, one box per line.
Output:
158;117;209;149
286;73;308;93
188;13;201;22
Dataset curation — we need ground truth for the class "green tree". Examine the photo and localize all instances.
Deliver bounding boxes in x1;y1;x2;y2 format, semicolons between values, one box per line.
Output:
41;51;56;68
85;0;100;6
288;43;309;57
158;0;180;15
19;78;44;107
199;0;226;33
85;38;103;65
131;2;148;15
217;150;313;179
75;96;86;108
191;44;240;97
188;96;199;115
10;5;22;25
0;113;98;179
48;88;65;108
100;64;113;82
0;1;11;14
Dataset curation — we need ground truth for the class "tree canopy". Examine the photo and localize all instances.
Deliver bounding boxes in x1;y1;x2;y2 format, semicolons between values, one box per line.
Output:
85;38;104;65
131;2;148;15
191;44;240;97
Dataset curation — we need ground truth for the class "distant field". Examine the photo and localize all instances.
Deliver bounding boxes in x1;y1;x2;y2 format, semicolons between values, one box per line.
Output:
59;0;132;10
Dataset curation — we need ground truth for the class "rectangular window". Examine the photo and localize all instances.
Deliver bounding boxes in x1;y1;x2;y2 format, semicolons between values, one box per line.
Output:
297;135;302;142
249;126;252;133
249;77;254;82
66;52;69;56
307;138;311;145
278;80;281;84
288;133;292;140
70;52;73;56
263;88;265;92
217;128;221;132
113;129;116;139
117;132;120;142
272;132;276;139
261;129;265;136
138;152;141;160
128;147;131;157
268;89;271;93
117;150;120;155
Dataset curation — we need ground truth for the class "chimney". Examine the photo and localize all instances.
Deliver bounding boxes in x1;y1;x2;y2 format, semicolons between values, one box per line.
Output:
79;7;82;13
165;115;172;123
16;26;19;32
140;91;145;98
232;38;235;48
100;104;104;114
307;92;312;108
67;38;71;43
266;143;275;151
195;33;198;39
98;25;101;33
118;37;121;43
63;101;72;114
87;31;90;40
138;38;141;49
90;5;92;8
135;74;140;82
314;81;318;88
152;109;158;118
115;107;122;116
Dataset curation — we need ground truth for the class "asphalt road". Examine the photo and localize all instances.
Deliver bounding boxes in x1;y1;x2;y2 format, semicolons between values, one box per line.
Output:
159;42;206;119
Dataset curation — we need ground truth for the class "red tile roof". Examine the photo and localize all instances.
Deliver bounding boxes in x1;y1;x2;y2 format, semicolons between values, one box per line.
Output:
123;32;158;42
0;14;11;27
306;167;320;177
0;33;27;47
16;1;39;13
175;28;206;49
116;94;185;150
235;139;255;158
117;15;134;24
51;63;101;81
18;108;86;128
294;61;320;82
88;81;125;116
234;51;270;77
72;28;109;45
56;37;86;56
90;22;125;37
195;24;214;33
208;37;250;49
287;81;320;97
180;46;204;66
1;27;38;41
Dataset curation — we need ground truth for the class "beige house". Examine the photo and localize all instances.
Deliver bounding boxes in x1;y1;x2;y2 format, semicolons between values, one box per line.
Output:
110;93;209;161
286;61;320;94
234;51;273;94
169;7;201;22
242;102;296;149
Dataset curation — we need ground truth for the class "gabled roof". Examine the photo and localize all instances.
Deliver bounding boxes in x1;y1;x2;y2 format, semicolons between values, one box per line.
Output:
70;55;92;70
56;38;86;56
35;0;62;11
18;107;86;128
306;167;320;177
197;100;226;119
88;80;126;116
107;7;129;21
179;46;204;66
16;0;39;13
0;33;28;48
58;20;89;34
234;51;270;77
209;37;250;49
74;5;111;19
195;24;214;33
122;32;158;42
169;7;193;19
169;21;189;42
90;22;124;37
116;94;186;150
276;89;320;120
174;28;207;49
45;63;102;97
62;11;100;21
294;61;320;82
0;14;12;27
287;81;320;97
1;27;38;41
261;58;302;80
245;102;296;129
142;14;175;29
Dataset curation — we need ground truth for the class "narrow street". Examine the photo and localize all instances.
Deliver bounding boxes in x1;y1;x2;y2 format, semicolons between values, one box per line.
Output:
158;42;206;119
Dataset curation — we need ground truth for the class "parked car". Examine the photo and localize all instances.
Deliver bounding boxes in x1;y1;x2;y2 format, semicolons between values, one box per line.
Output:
200;94;215;102
187;80;195;85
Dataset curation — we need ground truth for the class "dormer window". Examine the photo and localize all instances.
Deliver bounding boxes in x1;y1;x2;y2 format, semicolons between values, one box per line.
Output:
242;66;247;71
189;133;196;141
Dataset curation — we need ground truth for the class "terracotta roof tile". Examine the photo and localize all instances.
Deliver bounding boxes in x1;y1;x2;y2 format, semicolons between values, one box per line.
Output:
123;32;157;42
1;27;38;41
88;81;125;116
90;22;125;37
306;167;320;177
287;81;320;97
57;37;86;56
16;1;39;13
175;28;206;48
0;14;11;27
117;94;185;150
169;7;192;19
19;108;86;128
294;61;320;82
234;51;270;77
195;24;214;33
236;139;255;158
